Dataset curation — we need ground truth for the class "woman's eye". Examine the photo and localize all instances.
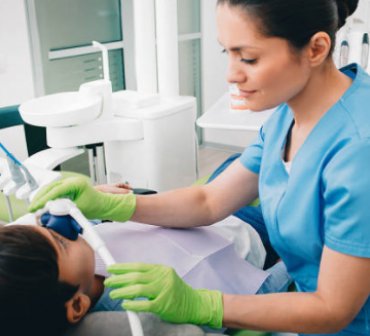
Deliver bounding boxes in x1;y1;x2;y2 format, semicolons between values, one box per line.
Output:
241;58;257;64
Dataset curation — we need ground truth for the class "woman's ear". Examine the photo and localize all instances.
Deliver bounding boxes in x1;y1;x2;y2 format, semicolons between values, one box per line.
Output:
306;32;332;66
65;292;91;324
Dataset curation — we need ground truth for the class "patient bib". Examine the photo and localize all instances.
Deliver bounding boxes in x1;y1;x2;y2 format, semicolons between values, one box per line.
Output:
94;221;269;295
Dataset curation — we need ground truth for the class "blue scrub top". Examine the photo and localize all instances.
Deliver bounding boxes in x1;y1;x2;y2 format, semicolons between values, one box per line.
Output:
240;64;370;335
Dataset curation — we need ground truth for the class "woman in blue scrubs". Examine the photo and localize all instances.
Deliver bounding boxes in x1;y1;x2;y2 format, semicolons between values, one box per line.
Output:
30;0;370;334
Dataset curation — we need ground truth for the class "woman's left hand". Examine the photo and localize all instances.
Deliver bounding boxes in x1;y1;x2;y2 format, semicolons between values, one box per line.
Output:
95;182;132;195
29;177;136;221
104;263;223;328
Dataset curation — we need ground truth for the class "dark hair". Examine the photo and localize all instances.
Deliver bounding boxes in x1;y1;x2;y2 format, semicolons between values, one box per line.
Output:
217;0;359;53
0;225;78;336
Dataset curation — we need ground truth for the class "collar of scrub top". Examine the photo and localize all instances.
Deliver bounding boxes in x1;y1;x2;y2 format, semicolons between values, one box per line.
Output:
39;212;82;241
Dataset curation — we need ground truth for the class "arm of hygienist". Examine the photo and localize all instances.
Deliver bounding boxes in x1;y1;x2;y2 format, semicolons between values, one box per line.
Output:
223;247;370;334
29;159;258;227
131;159;259;227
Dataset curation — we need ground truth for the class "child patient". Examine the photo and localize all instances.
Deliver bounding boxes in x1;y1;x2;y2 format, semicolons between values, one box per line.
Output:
0;211;274;336
0;154;288;336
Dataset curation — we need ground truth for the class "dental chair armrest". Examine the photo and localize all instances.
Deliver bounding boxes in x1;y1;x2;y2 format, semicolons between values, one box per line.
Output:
132;188;157;195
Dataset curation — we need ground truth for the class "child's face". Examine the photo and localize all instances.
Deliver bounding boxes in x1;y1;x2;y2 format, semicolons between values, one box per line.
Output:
33;225;96;296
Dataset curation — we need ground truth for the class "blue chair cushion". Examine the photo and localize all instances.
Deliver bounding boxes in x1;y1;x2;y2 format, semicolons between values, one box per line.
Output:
0;105;23;129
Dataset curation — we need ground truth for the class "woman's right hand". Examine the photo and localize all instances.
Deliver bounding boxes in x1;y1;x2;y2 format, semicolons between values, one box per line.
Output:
105;263;223;328
29;176;136;221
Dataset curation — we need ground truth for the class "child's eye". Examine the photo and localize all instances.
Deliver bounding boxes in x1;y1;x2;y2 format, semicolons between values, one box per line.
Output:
58;236;68;248
51;231;68;249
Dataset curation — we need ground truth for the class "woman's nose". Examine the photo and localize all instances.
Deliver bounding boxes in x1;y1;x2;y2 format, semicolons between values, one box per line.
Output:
226;59;246;84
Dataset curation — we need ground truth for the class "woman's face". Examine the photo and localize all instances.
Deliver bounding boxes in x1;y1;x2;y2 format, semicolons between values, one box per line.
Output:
216;4;311;111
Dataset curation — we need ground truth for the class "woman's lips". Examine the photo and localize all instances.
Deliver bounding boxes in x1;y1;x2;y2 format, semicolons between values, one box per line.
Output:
238;89;257;98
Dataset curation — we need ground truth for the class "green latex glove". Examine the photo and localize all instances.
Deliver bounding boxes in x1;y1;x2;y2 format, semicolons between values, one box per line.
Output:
29;176;136;221
104;263;223;328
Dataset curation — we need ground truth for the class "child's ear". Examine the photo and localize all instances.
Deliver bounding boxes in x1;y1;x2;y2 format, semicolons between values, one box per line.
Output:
65;292;91;324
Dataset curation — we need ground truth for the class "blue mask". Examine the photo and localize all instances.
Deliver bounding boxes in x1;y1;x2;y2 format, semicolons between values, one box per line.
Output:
40;212;83;241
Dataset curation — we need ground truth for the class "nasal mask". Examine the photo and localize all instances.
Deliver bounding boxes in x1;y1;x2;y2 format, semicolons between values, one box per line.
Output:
40;212;82;241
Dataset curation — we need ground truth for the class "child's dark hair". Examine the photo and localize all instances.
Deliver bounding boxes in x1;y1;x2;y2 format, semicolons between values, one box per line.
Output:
217;0;359;53
0;225;78;336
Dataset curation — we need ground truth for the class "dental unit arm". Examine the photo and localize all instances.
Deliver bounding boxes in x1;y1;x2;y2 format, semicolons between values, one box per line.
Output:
0;142;38;195
36;198;144;336
0;142;70;203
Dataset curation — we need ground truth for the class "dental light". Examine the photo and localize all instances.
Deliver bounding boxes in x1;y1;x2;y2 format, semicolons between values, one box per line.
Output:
36;199;144;336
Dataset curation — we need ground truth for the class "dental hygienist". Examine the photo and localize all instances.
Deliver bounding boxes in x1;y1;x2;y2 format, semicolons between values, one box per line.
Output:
30;0;370;335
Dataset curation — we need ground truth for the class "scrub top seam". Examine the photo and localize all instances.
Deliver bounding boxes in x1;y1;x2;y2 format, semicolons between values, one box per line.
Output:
240;157;260;175
337;100;363;140
325;234;370;257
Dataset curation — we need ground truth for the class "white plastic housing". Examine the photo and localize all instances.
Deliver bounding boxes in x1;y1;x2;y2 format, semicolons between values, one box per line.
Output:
19;92;102;127
105;96;197;191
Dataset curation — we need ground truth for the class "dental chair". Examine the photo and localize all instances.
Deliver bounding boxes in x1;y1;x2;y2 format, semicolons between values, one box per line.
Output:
1;119;272;335
65;312;222;336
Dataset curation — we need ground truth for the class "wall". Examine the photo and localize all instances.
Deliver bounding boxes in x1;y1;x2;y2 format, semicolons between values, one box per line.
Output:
0;0;35;106
0;1;34;161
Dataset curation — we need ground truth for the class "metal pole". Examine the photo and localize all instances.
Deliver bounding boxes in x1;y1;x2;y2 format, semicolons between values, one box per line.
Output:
155;0;180;96
4;195;14;222
87;147;97;184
